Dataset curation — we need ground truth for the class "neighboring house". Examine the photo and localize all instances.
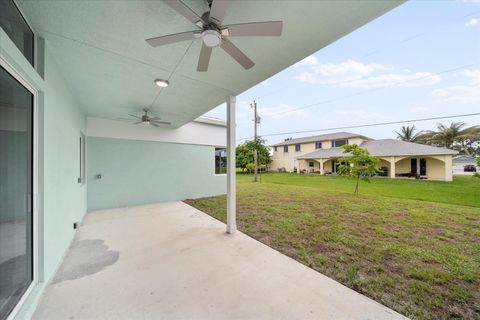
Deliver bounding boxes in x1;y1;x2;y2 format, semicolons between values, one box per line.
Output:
453;155;478;175
271;132;458;181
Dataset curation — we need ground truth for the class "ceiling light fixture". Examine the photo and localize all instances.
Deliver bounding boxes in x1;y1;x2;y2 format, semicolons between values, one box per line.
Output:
202;30;222;47
154;79;169;88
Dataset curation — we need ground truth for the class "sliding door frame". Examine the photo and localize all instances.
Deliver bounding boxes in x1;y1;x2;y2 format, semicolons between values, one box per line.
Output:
0;56;39;320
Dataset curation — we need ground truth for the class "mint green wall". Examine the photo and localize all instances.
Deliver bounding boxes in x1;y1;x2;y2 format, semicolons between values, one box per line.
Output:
1;29;86;319
42;47;86;281
87;137;226;211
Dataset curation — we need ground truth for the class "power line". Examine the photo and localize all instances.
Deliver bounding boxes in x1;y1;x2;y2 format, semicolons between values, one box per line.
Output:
263;62;478;117
247;9;480;103
237;112;480;142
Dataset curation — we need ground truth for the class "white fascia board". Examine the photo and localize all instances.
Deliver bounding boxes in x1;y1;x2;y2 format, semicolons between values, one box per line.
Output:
86;117;226;147
194;117;226;127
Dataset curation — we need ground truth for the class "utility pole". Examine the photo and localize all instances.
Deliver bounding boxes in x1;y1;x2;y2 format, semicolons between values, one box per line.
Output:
251;100;260;182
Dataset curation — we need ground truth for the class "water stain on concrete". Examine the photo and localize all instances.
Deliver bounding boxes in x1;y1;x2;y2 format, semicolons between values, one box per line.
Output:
51;239;119;284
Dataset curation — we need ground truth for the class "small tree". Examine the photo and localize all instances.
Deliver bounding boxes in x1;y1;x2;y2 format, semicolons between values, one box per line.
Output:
337;144;380;195
236;137;272;172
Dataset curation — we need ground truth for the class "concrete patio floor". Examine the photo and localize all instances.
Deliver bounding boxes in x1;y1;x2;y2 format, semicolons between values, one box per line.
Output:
33;201;407;320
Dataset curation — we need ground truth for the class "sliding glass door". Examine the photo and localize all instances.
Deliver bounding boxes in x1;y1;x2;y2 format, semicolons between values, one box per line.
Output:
0;65;34;320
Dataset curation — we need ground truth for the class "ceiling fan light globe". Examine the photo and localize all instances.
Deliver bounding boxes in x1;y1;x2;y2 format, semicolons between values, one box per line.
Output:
202;30;222;47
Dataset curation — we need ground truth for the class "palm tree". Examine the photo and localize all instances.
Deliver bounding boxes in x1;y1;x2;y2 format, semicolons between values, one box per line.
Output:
421;122;480;153
396;125;422;142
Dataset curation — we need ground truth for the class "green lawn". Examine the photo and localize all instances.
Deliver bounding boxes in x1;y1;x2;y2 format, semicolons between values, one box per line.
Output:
185;173;480;320
249;173;480;208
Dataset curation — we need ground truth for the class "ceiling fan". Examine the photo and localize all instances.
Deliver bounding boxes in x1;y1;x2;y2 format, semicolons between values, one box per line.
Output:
121;109;171;127
146;0;283;71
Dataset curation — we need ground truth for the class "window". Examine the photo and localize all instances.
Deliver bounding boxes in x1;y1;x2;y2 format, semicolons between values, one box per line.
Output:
215;148;227;174
315;141;322;149
332;139;348;147
79;132;86;184
295;144;301;152
309;161;314;167
0;65;34;320
0;0;35;66
284;145;288;153
274;146;277;151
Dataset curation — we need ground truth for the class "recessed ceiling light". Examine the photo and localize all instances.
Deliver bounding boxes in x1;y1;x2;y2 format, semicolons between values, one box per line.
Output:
154;79;169;88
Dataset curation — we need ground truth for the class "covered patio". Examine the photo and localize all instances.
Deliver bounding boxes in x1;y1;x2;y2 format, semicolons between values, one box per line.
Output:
33;202;406;320
1;0;408;318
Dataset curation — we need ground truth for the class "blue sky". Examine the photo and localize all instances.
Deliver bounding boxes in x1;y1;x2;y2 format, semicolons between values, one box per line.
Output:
204;1;480;145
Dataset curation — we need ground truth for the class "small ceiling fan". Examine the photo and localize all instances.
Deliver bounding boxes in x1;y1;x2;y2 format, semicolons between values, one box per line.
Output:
120;109;171;127
146;0;283;71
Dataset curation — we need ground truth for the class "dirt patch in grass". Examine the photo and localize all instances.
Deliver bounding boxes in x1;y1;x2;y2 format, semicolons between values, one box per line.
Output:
185;180;480;320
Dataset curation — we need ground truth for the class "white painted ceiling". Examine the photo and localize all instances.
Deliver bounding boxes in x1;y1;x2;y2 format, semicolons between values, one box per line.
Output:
17;0;403;127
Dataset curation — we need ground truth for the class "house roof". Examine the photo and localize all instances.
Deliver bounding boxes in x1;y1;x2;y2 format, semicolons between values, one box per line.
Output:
17;1;403;128
453;155;476;163
298;139;459;159
271;132;371;147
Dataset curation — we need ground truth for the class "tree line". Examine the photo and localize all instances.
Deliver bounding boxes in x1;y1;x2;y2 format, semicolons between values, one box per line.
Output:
396;122;480;155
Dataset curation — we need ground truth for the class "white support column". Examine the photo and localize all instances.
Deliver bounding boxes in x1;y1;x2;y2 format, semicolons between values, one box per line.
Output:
226;96;236;234
319;159;324;175
389;156;396;178
416;158;420;175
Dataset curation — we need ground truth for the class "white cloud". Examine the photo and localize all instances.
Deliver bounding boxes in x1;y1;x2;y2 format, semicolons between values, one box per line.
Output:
294;59;441;88
260;103;309;119
465;18;479;27
432;86;480;103
461;69;480;85
344;72;442;88
295;59;385;84
293;55;319;67
431;69;480;104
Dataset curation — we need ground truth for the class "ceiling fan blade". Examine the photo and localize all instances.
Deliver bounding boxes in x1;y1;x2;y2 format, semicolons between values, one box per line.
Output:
149;116;161;120
150;121;171;127
128;114;141;119
133;121;143;125
146;30;199;47
164;0;205;27
150;120;172;125
224;21;283;37
209;0;228;25
220;38;254;70
197;43;212;72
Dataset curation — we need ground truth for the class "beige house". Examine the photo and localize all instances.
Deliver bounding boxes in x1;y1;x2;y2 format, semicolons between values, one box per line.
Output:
271;132;458;181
